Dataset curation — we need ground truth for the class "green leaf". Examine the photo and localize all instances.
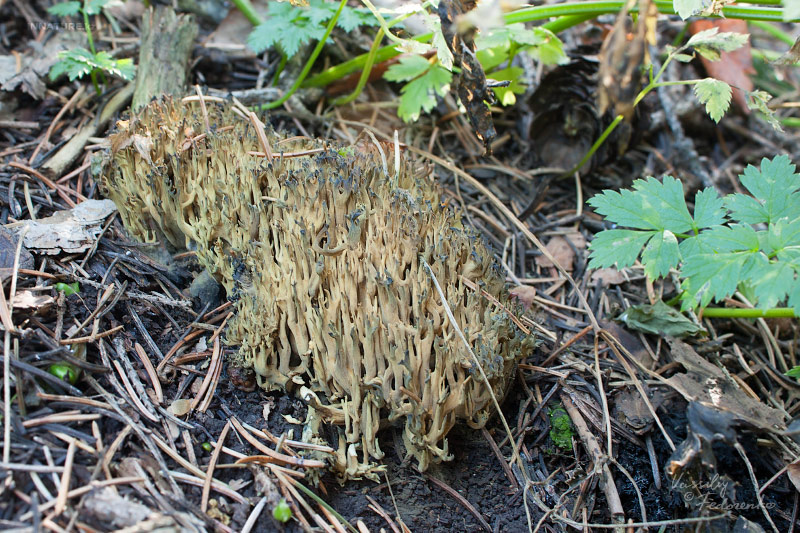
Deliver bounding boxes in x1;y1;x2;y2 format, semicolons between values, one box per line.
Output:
587;229;656;270
619;300;704;337
85;0;113;15
476;46;509;73
55;282;80;295
693;78;731;122
641;230;681;279
750;261;795;309
273;499;292;523
681;251;751;308
487;66;524;106
725;155;800;224
789;278;800;315
49;49;135;82
395;64;451;122
588;187;656;230
746;90;783;132
48;363;79;384
47;1;81;16
700;224;760;252
686;27;749;61
692;187;726;230
384;55;432;83
769;217;800;259
519;27;568;66
674;0;710;19
49;48;95;81
634;175;695;233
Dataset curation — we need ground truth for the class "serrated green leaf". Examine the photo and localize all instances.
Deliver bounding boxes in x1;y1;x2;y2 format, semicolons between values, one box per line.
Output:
692;187;726;229
641;230;681;279
674;0;710;19
694;78;731;122
47;1;81;16
476;46;508;72
701;224;760;252
588;187;656;230
726;155;800;224
687;28;749;61
430;20;454;70
396;65;451;122
487;67;524;106
49;48;95;81
678;233;714;259
521;27;568;65
587;229;655;270
384;55;433;83
768;217;800;258
476;26;512;51
634;175;695;233
750;261;795;308
746;90;783;132
681;251;751;308
789;276;800;315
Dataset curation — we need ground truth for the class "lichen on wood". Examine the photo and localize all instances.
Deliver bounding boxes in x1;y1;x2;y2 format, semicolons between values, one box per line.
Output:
102;98;535;479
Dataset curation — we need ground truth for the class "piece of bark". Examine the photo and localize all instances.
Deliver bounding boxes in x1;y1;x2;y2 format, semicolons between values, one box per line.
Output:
132;7;198;111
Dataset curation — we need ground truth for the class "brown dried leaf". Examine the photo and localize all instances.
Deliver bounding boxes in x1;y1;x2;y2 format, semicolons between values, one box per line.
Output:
509;285;537;311
535;232;586;270
788;463;800;493
590;266;627;287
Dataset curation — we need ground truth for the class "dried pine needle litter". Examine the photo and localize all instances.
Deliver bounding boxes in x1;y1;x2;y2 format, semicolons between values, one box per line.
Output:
102;98;536;480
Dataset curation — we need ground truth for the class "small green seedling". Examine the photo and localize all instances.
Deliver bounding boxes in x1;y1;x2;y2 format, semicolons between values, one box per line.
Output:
48;0;135;94
549;406;574;451
48;363;79;385
55;282;80;296
588;155;800;318
200;442;213;452
272;498;292;523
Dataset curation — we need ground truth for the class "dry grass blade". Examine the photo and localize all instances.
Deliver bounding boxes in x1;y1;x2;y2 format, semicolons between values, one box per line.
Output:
134;342;163;404
201;420;231;513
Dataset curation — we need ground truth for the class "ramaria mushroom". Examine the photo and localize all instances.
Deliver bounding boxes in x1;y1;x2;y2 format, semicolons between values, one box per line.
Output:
102;98;536;480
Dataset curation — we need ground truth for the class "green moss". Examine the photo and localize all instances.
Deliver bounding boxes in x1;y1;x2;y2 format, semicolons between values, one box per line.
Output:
549;406;574;451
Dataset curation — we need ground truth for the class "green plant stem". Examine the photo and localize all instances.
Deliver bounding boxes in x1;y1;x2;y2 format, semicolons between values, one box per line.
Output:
564;76;702;176
749;19;796;45
256;0;348;110
230;0;263;26
332;27;385;105
272;53;288;87
505;1;795;24
303;14;592;90
702;307;798;319
82;1;102;94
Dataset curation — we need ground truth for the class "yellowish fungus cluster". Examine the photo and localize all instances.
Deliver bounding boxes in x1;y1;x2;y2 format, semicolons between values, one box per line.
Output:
103;99;535;479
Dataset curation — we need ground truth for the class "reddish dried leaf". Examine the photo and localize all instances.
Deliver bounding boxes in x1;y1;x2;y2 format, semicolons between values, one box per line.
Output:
509;285;537;311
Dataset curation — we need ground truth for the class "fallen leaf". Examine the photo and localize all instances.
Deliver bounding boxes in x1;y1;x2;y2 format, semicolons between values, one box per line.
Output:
21;199;117;254
590;266;627;287
535;232;586;270
509;285;537;311
689;19;754;113
620;300;705;337
12;291;54;311
2;31;87;98
788;463;800;493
